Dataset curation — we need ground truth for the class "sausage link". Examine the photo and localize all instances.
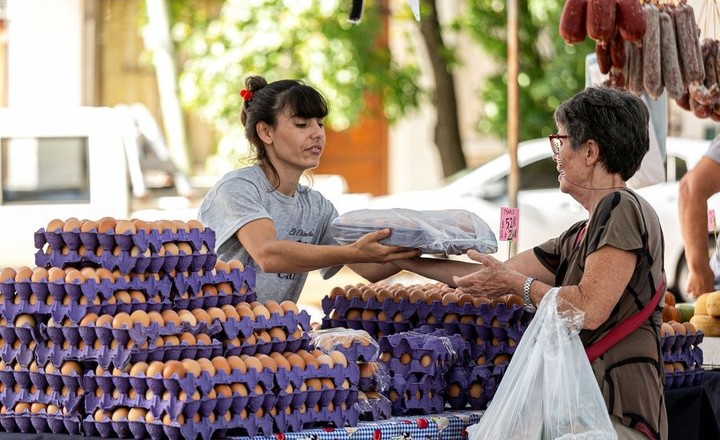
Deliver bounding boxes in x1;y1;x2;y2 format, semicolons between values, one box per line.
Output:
616;0;646;43
642;3;663;99
676;92;691;111
559;0;588;45
587;0;616;43
659;8;685;99
610;29;626;69
702;38;718;89
596;40;612;75
672;2;704;85
627;40;644;95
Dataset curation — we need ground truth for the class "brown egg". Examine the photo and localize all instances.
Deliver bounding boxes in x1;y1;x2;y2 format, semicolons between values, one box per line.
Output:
129;362;149;376
207;307;226;323
80;219;98;233
235;304;255;320
62;217;82;232
190;308;211;325
163;360;186;379
195;333;212;345
179;332;196;345
79;313;98;326
197;358;216;376
316;354;334;368
60;360;82;375
181;359;202;378
112;312;133;329
127;407;147;422
242;355;263;373
146;311;164;326
115;220;136;234
279;300;299;315
146;361;165;377
44;267;63;283
161;309;182;327
300;351;319;369
14;314;36;327
163;335;180;346
46;218;65;232
64;269;85;284
270;352;292;371
187;219;205;231
265;300;284;316
176;309;197;326
441;292;458;306
163;243;179;256
227;259;244;271
214;260;230;274
257;354;278;372
0;267;17;283
97;217;117;233
95;314;113;327
111;407;129;422
14;266;33;282
285;352;305;370
226;355;247;374
329;351;348;367
211;356;232;375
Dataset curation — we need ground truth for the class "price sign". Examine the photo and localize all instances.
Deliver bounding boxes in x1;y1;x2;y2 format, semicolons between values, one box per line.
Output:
709;209;717;232
499;207;519;241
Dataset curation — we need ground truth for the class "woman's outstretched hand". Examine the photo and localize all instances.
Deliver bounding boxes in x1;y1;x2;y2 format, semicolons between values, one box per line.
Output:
352;228;421;262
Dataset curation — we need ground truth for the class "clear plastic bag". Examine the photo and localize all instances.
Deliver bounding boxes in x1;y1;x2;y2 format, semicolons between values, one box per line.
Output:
330;208;498;255
467;288;617;440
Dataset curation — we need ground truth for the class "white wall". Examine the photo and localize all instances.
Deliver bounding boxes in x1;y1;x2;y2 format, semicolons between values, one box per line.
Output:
6;0;84;107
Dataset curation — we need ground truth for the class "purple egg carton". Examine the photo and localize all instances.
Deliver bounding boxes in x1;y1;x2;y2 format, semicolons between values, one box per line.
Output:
385;374;445;416
321;295;415;322
220;309;311;341
36;337;222;370
223;332;309;358
84;415;232;440
0;324;44;346
170;266;256;299
415;326;472;363
309;328;380;363
0;341;35;367
278;362;360;392
378;333;456;377
356;393;392;421
221;412;275;437
300;404;359;429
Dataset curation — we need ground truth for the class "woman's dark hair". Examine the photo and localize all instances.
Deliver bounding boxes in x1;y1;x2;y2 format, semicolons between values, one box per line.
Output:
554;86;649;181
240;75;329;184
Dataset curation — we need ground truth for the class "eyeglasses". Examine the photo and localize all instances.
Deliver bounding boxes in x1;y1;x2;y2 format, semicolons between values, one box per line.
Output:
548;134;569;155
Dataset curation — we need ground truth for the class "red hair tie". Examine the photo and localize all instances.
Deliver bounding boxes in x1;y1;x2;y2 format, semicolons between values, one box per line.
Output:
240;89;253;102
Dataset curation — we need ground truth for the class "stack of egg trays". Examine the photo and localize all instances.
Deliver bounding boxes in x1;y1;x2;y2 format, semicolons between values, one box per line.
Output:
416;301;532;340
444;364;499;411
0;326;84;435
222;309;311;356
320;295;417;339
661;330;705;390
377;331;458;415
171;271;256;309
83;359;360;438
36;320;223;371
34;226;217;274
0;275;173;325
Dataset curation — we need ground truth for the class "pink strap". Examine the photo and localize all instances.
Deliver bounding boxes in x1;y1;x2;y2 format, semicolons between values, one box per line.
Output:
585;278;666;362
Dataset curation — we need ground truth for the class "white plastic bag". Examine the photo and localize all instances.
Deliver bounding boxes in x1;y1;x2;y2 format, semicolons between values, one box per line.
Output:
466;288;617;440
330;208;498;255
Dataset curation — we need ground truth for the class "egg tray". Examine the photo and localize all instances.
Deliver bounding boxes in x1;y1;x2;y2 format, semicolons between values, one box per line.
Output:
377;332;459;377
218;309;310;341
34;226;216;255
470;338;517;367
296;403;359;430
664;367;704;390
0;367;84;399
223;332;309;358
309;328;380;363
660;330;704;354
417;303;533;334
34;338;223;371
0;340;36;368
0;384;83;416
444;365;499;411
356;394;392;421
274;362;360;391
168;266;256;299
0;411;82;436
41;320;222;353
321;295;417;321
172;292;256;313
35;247;218;276
83;413;275;440
661;345;703;369
385;373;445;416
320;317;414;341
413;326;472;363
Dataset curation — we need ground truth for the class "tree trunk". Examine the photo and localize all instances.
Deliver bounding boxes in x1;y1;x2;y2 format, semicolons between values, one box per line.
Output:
418;0;466;177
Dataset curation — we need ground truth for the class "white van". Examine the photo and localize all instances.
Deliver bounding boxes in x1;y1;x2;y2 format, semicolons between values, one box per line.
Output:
0;106;194;267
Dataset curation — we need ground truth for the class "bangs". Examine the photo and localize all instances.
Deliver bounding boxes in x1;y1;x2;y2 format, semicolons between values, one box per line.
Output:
278;84;329;119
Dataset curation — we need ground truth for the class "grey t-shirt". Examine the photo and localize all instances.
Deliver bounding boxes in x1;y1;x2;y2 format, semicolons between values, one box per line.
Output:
198;165;342;303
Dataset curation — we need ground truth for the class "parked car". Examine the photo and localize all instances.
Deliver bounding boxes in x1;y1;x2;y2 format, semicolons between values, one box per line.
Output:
367;137;719;303
0;106;196;268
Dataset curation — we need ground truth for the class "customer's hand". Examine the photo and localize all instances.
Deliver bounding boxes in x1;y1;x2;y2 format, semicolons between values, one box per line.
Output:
686;265;716;299
452;250;522;300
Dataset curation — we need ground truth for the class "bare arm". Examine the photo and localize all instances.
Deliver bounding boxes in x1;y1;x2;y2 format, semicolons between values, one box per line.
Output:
347;262;403;283
237;218;421;274
454;246;636;330
391;257;481;287
679;157;720;297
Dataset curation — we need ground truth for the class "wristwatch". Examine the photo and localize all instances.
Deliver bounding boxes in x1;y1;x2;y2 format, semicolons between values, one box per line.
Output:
523;276;536;310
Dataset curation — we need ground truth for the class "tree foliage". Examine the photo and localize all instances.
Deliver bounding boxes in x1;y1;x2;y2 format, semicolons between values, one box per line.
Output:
170;0;423;169
461;0;595;142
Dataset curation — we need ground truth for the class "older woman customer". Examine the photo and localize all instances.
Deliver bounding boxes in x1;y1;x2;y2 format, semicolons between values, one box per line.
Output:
394;86;667;439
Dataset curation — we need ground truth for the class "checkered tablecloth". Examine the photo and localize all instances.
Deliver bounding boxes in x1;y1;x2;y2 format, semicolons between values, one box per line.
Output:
228;411;485;440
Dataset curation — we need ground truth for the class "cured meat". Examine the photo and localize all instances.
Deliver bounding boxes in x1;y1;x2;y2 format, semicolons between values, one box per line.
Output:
689;81;720;106
673;2;704;85
676;92;691;111
702;39;718;90
616;0;646;43
659;8;684;100
596;40;612;75
587;0;616;43
626;40;644;95
610;29;626;69
559;0;588;45
642;3;663;99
